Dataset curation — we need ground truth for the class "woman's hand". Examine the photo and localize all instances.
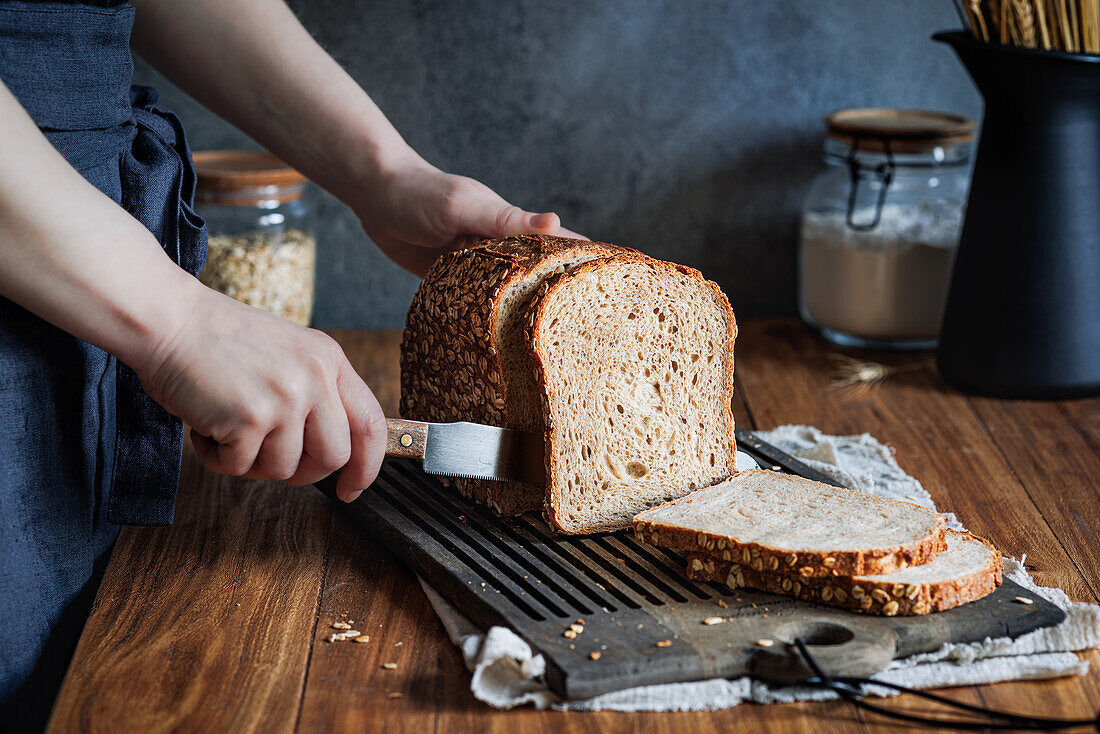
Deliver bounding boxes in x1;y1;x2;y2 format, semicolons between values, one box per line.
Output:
354;156;587;276
139;282;386;502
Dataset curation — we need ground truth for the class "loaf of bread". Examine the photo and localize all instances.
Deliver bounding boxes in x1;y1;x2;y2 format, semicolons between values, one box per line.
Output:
400;235;738;532
686;529;1002;616
634;469;947;577
400;235;628;515
527;255;737;532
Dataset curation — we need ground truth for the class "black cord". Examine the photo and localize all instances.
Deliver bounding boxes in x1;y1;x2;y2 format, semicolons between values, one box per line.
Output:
793;639;1099;731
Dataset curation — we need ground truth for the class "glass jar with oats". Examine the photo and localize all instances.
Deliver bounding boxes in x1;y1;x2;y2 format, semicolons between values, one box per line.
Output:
799;109;975;350
193;150;316;326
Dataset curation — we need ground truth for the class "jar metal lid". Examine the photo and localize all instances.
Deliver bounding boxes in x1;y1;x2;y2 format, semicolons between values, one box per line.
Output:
825;108;976;154
193;150;307;205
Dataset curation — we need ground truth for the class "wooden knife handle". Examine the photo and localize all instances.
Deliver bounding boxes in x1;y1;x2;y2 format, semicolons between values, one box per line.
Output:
386;418;428;459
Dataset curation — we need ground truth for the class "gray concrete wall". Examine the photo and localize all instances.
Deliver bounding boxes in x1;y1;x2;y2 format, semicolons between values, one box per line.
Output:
135;0;980;328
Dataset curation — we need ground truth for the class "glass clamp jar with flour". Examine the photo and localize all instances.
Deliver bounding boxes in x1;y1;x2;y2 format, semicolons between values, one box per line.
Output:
799;109;975;350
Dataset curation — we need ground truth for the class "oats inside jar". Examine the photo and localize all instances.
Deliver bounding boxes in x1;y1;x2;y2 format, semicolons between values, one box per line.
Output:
199;228;316;326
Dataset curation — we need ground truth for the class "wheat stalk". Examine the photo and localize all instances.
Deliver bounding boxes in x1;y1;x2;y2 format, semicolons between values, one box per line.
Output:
967;0;992;39
1033;0;1053;48
1057;0;1075;49
1050;0;1066;47
1081;0;1100;52
828;356;931;401
1080;0;1092;51
1068;0;1082;49
1014;0;1040;46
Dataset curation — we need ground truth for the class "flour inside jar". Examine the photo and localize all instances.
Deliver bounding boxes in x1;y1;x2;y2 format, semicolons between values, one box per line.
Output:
800;202;963;345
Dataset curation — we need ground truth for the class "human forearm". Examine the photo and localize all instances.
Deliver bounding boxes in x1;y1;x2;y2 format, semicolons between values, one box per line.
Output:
131;0;586;276
0;80;384;497
129;0;415;211
0;81;197;373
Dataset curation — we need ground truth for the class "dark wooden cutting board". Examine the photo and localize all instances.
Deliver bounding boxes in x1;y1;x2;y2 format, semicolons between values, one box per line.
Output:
319;434;1065;701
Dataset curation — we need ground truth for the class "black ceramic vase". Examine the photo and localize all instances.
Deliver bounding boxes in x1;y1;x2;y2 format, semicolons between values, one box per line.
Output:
934;32;1100;399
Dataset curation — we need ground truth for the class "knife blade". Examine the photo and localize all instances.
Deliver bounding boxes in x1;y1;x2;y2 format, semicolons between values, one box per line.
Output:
385;417;545;484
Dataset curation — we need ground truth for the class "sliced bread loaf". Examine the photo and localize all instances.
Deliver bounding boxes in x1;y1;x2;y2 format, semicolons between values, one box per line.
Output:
686;529;1002;616
400;235;630;514
634;469;947;577
527;255;737;533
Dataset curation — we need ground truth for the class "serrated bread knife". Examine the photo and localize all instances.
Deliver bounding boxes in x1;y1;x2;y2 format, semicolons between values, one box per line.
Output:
379;418;545;483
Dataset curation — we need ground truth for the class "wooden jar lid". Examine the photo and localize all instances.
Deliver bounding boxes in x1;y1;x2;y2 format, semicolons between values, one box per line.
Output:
193;150;307;205
825;108;977;154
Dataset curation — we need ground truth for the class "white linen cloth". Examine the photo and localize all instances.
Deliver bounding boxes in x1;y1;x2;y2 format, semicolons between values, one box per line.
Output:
418;425;1100;711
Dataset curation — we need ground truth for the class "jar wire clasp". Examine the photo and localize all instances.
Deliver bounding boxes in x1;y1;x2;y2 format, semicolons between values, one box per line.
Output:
844;135;896;232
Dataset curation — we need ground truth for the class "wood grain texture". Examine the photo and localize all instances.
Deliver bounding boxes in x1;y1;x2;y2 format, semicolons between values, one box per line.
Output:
385;418;429;460
48;322;1100;733
47;460;333;733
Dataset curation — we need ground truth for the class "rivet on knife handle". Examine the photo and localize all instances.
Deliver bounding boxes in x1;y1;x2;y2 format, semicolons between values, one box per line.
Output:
385;418;428;459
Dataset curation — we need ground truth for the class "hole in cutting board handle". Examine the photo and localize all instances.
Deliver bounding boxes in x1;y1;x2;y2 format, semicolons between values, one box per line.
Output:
779;621;855;647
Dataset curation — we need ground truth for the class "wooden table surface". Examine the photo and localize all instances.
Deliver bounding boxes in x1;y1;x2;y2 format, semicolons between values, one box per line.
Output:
48;319;1100;733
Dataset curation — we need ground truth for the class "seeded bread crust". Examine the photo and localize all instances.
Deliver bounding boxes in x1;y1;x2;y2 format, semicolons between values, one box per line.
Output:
633;470;947;578
400;235;629;514
526;256;738;534
686;530;1002;616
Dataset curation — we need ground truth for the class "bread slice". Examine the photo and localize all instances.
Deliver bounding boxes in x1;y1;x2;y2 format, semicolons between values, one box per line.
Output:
634;469;947;577
527;255;737;533
687;530;1002;616
400;235;630;514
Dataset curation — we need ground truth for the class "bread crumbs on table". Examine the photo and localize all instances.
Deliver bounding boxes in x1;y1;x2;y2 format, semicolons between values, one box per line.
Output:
589;651;601;661
382;663;397;670
656;640;672;648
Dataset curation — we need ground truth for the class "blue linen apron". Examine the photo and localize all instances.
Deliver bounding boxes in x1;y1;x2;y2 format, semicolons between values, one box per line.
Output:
0;3;207;730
